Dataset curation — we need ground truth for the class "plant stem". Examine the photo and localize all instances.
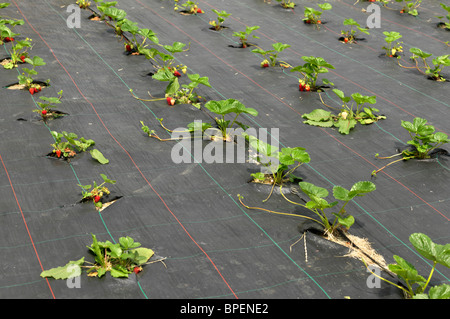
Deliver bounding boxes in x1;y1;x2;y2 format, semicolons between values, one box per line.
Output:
362;258;411;296
238;194;325;227
372;156;414;176
421;261;437;293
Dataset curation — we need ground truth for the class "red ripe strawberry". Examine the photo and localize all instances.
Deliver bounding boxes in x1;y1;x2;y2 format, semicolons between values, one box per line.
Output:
299;84;304;91
133;266;141;274
56;149;62;158
125;44;132;52
173;70;181;77
41;110;47;116
196;8;203;13
344;38;348;43
20;55;26;62
29;87;35;95
94;195;101;203
166;97;175;106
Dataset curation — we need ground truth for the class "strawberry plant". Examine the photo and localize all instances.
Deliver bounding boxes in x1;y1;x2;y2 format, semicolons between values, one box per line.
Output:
372;117;449;176
101;6;127;35
17;55;47;92
302;89;385;134
395;0;422;16
239;180;376;234
209;9;231;31
244;133;310;202
0;23;17;44
148;68;210;107
76;0;91;9
398;48;450;81
141;119;212;142
251;42;291;68
290;56;335;92
40;234;157;279
340;18;370;44
0;18;24;41
78;174;116;210
2;38;32;69
0;2;10;12
33;90;64;120
176;1;203;14
437;3;450;30
141;99;257;142
204;99;258;141
382;31;403;57
364;233;450;299
275;0;296;9
49;131;95;160
92;0;117;17
303;3;332;28
232;25;260;48
141;41;188;71
121;20;159;54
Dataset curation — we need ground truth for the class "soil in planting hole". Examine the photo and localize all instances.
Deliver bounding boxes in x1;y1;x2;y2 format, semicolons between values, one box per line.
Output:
0;57;26;67
208;25;229;32
437;22;450;31
378;52;401;59
45;150;77;162
338;36;366;43
80;194;123;212
228;42;258;49
296;219;391;273
40;110;68;121
6;80;49;91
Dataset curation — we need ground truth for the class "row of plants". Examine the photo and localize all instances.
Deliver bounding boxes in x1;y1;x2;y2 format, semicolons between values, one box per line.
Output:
74;1;450;298
1;1;162;279
94;0;450;297
3;0;448;296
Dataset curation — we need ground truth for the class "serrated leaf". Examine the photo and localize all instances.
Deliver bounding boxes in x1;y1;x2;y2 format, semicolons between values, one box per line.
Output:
333;186;350;201
132;247;155;265
90;149;109;164
388;255;426;284
348;181;376;198
165;78;179;96
40;257;85;279
303;119;334;127
299;182;328;199
334;214;354;229
428;284;450;299
334;118;357;134
302;109;332;122
410;233;438;262
110;266;129;278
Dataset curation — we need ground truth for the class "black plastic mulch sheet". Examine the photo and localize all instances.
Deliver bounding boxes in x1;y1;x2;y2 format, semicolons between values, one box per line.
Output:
0;0;449;300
